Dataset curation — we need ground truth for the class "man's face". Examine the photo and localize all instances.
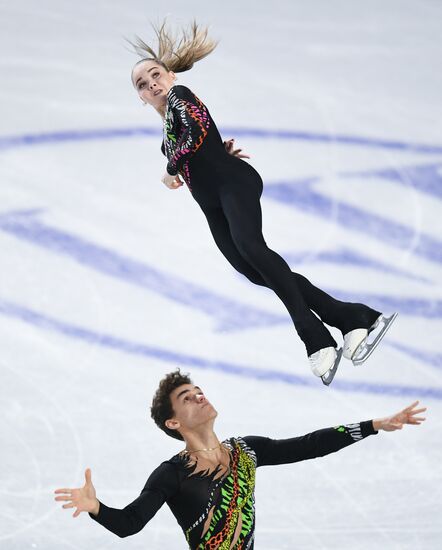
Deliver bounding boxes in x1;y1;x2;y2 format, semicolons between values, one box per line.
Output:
166;384;218;437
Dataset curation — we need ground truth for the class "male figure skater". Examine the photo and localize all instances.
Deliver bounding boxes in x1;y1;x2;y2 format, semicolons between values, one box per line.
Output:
55;369;426;549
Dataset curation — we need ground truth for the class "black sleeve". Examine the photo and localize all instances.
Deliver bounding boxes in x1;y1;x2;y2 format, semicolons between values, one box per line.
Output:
165;85;209;176
244;421;378;467
89;462;178;538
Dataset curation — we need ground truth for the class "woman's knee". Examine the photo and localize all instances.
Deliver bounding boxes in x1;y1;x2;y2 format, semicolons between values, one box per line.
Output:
292;272;309;288
228;259;266;286
243;271;266;286
235;236;267;262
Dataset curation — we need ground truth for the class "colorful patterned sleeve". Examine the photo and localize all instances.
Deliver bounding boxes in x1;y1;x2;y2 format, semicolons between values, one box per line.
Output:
89;462;178;537
243;421;378;467
165;85;210;176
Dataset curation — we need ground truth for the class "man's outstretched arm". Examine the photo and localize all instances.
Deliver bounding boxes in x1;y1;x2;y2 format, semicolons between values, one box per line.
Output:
54;463;176;538
245;401;426;467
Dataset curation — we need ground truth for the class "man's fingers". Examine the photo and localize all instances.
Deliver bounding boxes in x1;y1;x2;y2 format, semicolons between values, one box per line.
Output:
55;495;73;502
404;400;419;411
54;488;72;494
73;509;81;518
85;469;92;485
62;503;75;509
410;407;427;415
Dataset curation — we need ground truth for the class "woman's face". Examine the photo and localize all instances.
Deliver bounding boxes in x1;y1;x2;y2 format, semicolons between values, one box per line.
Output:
132;59;176;110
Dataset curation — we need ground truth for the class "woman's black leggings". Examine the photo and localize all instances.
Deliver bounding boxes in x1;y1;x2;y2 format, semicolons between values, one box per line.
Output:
200;179;380;356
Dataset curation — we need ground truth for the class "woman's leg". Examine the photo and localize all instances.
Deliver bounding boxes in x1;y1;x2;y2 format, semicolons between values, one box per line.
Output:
202;204;380;339
215;183;337;356
293;273;381;335
202;205;269;286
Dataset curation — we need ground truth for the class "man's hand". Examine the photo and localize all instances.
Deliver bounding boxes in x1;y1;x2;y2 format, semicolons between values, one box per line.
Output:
373;401;426;432
224;138;250;159
162;172;183;189
54;468;100;518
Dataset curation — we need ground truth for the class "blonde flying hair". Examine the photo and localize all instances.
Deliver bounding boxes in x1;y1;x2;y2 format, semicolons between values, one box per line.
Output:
130;20;218;75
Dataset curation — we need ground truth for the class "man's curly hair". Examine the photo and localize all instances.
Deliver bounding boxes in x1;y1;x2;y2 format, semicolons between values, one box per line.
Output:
151;369;192;441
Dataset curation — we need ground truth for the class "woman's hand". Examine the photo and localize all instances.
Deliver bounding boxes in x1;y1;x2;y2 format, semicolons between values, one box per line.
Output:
54;468;100;517
224;138;250;159
162;172;183;189
373;401;427;432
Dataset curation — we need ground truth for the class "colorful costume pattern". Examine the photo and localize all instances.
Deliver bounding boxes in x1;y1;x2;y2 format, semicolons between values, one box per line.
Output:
90;421;377;548
162;85;211;190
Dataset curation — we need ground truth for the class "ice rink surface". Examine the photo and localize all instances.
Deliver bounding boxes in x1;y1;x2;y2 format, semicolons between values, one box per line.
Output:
1;1;441;548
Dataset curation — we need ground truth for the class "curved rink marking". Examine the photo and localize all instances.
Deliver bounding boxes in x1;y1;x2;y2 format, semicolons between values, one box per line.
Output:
1;126;441;398
0;298;441;400
1;126;442;154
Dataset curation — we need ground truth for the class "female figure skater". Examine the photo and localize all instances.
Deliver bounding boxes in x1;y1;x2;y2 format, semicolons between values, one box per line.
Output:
131;21;396;385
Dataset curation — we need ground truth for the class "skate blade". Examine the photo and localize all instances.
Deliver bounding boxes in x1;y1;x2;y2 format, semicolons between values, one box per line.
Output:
321;348;343;386
352;313;398;366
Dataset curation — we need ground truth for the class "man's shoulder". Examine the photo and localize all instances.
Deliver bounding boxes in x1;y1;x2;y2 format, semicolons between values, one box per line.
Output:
223;436;259;462
162;452;186;467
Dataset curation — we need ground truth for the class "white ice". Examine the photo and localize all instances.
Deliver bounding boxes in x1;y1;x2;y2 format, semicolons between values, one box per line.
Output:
0;1;441;549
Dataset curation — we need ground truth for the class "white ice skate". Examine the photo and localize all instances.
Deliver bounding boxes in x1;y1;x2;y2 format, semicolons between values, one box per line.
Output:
309;346;343;386
345;313;398;366
343;328;369;360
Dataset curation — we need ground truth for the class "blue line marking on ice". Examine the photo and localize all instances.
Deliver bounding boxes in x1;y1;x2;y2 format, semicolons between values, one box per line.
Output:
0;209;286;332
263;179;442;265
0;128;162;151
1;209;441;325
0;298;441;399
2;126;440;269
386;340;442;370
339;163;442;200
282;248;430;284
1;127;440;373
1;127;442;154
